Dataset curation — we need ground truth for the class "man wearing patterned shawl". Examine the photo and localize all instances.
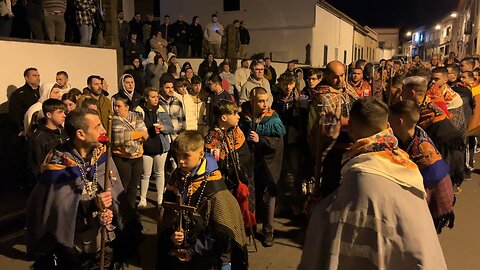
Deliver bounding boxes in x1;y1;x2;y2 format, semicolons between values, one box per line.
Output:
431;67;466;135
300;97;446;270
389;100;455;233
402;76;465;193
26;109;124;269
307;60;359;199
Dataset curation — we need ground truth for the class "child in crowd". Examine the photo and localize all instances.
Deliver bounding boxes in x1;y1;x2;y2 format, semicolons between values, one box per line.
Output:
157;130;247;270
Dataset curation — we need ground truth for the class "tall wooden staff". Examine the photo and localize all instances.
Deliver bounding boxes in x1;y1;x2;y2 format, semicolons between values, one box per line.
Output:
251;88;256;132
344;64;348;88
388;67;394;106
99;115;113;270
371;67;375;97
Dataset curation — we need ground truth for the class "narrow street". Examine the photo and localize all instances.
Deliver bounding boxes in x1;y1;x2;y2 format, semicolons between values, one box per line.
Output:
1;172;479;269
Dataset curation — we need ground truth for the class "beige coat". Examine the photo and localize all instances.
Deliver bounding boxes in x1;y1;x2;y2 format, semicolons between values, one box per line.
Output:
300;160;447;270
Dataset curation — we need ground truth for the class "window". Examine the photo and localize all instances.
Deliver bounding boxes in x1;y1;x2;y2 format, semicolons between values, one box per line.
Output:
446;26;451;37
354;46;357;61
344;50;347;63
323;45;328;66
224;0;240;11
335;48;339;60
361;47;364;59
379;41;385;49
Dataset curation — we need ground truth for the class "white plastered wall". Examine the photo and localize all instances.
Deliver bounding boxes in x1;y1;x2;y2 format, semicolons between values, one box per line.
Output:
312;5;354;67
0;40;118;113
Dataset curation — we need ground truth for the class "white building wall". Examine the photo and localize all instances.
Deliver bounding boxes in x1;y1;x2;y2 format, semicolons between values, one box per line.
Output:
353;30;366;62
372;28;400;51
249;28;312;62
159;0;316;29
312;5;353;67
0;40;118;110
160;0;316;63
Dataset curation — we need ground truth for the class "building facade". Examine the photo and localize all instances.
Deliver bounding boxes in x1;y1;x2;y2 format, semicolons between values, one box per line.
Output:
454;0;480;58
372;28;399;60
158;0;379;67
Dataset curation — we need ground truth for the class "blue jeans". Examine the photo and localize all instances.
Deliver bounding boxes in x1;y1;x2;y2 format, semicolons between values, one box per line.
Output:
79;23;93;45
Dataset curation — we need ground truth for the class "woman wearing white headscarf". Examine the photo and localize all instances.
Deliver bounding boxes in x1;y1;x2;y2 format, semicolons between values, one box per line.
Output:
24;83;62;135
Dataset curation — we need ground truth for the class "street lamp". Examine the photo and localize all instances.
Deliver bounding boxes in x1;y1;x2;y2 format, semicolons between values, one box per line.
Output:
451;12;458;18
435;25;441;30
406;31;412;37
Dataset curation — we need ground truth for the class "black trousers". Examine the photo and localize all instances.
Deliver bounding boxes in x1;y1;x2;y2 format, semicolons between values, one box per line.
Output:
319;148;346;198
113;156;143;209
176;42;188;57
190;42;203;57
27;18;44;40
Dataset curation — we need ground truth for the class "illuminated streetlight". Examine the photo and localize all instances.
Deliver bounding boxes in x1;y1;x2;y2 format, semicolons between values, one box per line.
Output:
406;31;412;37
435;25;441;30
451;12;458;18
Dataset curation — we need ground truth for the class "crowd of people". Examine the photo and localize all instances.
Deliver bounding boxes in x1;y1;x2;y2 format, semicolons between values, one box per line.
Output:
7;47;480;269
0;1;252;61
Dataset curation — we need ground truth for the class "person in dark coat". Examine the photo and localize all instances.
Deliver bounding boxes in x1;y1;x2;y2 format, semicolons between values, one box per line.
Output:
171;15;189;57
205;74;235;129
27;99;68;181
198;53;218;82
123;32;145;65
124;58;146;98
128;12;143;41
188;16;203;57
9;68;41;134
159;15;173;51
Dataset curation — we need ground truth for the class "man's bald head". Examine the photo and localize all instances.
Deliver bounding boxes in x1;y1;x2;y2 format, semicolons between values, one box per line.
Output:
325;60;345;90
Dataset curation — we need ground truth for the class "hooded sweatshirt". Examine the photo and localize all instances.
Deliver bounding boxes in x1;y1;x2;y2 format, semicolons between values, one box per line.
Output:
24;82;56;135
112;74;143;111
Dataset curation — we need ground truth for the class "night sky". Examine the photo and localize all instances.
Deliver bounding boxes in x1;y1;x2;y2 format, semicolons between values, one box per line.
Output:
326;0;458;32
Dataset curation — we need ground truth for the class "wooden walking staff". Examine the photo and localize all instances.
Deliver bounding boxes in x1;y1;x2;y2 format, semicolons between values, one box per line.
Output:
99;115;113;270
251;88;256;132
371;66;375;96
221;128;258;252
388;67;394;106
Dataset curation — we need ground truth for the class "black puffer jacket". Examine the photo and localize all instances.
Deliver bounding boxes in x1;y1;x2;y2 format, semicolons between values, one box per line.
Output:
27;122;69;177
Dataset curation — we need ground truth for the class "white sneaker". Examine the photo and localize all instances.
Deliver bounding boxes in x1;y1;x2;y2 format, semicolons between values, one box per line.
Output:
138;198;147;208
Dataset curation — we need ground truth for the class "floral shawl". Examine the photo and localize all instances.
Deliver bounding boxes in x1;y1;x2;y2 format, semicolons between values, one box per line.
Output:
342;128;425;196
